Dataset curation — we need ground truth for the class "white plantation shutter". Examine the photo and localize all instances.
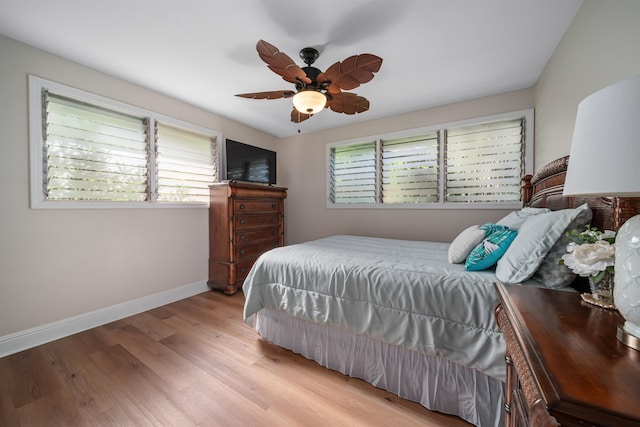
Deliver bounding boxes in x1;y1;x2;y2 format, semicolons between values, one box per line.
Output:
44;92;149;201
381;132;439;203
326;111;530;208
330;142;376;204
33;77;221;208
156;123;217;203
445;118;525;203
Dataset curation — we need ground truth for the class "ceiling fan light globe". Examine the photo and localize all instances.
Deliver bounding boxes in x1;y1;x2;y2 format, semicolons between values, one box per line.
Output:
293;90;326;115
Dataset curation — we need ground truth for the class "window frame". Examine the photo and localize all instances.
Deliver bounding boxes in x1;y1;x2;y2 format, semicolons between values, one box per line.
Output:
28;75;222;209
326;109;534;210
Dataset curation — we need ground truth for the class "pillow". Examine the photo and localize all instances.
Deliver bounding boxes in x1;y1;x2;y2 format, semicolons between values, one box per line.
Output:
465;227;517;271
496;207;551;230
495;204;591;283
448;225;486;264
531;205;593;288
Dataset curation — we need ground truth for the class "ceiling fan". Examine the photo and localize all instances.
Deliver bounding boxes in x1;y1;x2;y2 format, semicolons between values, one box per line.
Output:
236;40;383;123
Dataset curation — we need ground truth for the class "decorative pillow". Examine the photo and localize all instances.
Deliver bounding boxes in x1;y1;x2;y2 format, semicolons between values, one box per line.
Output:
497;207;551;230
465;227;517;271
495;204;591;283
531;204;593;288
448;225;486;264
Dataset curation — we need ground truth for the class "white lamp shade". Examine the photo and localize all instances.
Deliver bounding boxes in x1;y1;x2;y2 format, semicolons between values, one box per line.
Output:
292;90;326;114
563;74;640;197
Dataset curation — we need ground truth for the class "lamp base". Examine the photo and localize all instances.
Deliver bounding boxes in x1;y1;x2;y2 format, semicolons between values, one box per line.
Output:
614;214;640;352
617;325;640;351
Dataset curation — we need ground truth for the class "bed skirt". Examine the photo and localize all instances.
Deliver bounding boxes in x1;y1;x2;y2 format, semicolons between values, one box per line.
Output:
252;309;504;427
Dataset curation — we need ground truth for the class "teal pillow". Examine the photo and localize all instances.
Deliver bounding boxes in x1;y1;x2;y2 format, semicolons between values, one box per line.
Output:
479;223;510;236
465;228;518;271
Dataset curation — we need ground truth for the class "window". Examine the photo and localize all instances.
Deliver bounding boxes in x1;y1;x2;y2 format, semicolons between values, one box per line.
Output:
329;141;376;204
327;110;533;209
445;118;525;204
29;76;220;208
381;132;439;204
155;123;217;203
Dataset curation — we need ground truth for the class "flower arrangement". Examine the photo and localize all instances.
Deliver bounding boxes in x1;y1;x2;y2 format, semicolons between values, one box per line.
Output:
561;225;616;283
561;225;616;307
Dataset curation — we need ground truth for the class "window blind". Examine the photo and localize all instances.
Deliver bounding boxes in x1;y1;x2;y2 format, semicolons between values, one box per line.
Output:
326;111;530;208
330;142;377;204
155;122;217;203
44;92;149;201
381;132;439;203
445;118;524;203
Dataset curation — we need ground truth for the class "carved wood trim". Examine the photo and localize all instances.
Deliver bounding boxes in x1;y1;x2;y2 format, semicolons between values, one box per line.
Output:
496;304;560;427
530;156;570;186
613;197;640;230
521;156;640;232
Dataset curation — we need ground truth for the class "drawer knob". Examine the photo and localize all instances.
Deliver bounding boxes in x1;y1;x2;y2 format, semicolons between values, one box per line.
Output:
239;203;245;209
240;249;246;255
241;267;247;273
272;204;276;209
240;234;245;240
240;219;246;224
271;217;276;223
271;230;275;236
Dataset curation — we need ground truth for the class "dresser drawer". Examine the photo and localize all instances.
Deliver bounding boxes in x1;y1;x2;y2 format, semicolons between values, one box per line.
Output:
234;227;279;244
234;214;280;229
235;257;258;282
234;199;280;213
234;239;280;259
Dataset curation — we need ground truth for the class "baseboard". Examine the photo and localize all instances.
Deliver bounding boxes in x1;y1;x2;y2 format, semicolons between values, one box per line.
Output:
0;280;210;358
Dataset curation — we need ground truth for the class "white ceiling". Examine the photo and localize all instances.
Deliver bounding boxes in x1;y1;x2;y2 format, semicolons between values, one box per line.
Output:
0;0;583;138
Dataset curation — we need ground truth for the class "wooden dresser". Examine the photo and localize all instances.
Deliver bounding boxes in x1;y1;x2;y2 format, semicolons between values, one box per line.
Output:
495;283;640;427
208;181;287;294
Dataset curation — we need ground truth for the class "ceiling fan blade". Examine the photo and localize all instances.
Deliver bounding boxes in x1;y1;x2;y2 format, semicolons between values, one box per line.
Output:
326;84;342;95
235;90;295;99
328;92;370;115
317;73;342;95
290;108;312;123
323;54;383;91
257;40;312;85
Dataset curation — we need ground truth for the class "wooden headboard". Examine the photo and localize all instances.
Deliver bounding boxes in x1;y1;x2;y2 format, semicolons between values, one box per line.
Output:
522;156;640;292
522;156;640;232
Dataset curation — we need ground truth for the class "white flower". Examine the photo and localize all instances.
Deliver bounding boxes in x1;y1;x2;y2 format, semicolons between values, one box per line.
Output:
561;240;615;277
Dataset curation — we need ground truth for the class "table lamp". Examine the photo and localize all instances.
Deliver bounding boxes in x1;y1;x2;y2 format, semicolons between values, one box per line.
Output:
563;73;640;351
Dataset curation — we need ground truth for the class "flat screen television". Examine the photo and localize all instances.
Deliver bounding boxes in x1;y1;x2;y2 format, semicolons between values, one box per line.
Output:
225;139;277;185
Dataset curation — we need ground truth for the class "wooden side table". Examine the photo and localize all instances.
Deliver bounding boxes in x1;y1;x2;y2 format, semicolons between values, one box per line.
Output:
495;282;640;427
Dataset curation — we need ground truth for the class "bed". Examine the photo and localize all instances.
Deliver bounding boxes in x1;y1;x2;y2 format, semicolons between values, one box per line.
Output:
241;156;638;427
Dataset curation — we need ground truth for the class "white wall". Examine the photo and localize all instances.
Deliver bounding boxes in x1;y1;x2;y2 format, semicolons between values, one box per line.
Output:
534;0;640;169
0;35;278;338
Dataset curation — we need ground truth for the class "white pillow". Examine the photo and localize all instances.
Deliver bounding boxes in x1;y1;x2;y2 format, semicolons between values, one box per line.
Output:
448;225;486;264
496;207;551;230
495;204;590;283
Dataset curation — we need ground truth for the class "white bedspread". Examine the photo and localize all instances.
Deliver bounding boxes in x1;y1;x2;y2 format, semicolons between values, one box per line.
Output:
243;235;508;381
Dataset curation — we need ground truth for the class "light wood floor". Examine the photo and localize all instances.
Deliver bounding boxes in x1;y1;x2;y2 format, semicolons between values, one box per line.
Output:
0;291;471;426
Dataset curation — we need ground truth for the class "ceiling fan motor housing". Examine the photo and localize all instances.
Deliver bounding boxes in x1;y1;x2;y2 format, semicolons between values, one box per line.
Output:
299;47;320;66
299;66;322;88
299;47;322;89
